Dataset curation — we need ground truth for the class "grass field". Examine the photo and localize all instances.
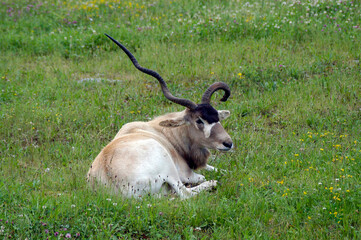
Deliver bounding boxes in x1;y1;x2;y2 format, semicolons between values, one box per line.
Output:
1;0;361;239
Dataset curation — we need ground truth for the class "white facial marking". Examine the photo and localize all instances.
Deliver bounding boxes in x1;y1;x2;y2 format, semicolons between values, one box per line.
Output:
200;117;217;138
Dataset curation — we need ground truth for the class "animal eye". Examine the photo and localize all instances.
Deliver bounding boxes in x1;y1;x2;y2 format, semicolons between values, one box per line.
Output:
196;119;204;124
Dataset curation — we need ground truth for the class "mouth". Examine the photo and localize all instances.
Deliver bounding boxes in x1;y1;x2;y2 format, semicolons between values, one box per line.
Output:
217;147;232;152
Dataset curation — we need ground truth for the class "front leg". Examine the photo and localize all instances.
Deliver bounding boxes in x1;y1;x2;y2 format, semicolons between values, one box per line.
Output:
204;164;227;174
173;180;218;199
204;164;217;172
181;171;205;184
175;160;206;184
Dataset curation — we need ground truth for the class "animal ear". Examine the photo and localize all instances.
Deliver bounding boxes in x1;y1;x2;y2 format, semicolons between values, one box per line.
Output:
159;118;186;128
218;110;230;120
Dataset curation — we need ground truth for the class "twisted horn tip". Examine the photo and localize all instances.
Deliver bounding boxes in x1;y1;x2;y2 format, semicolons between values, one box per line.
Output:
220;96;229;102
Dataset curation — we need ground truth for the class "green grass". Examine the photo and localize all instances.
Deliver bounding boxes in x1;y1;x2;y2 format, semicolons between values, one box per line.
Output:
1;0;361;239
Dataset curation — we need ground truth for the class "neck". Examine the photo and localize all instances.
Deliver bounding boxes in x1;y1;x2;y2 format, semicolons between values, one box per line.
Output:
163;126;210;170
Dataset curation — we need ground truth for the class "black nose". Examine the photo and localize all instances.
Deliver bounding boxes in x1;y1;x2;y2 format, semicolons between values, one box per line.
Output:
223;141;233;149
